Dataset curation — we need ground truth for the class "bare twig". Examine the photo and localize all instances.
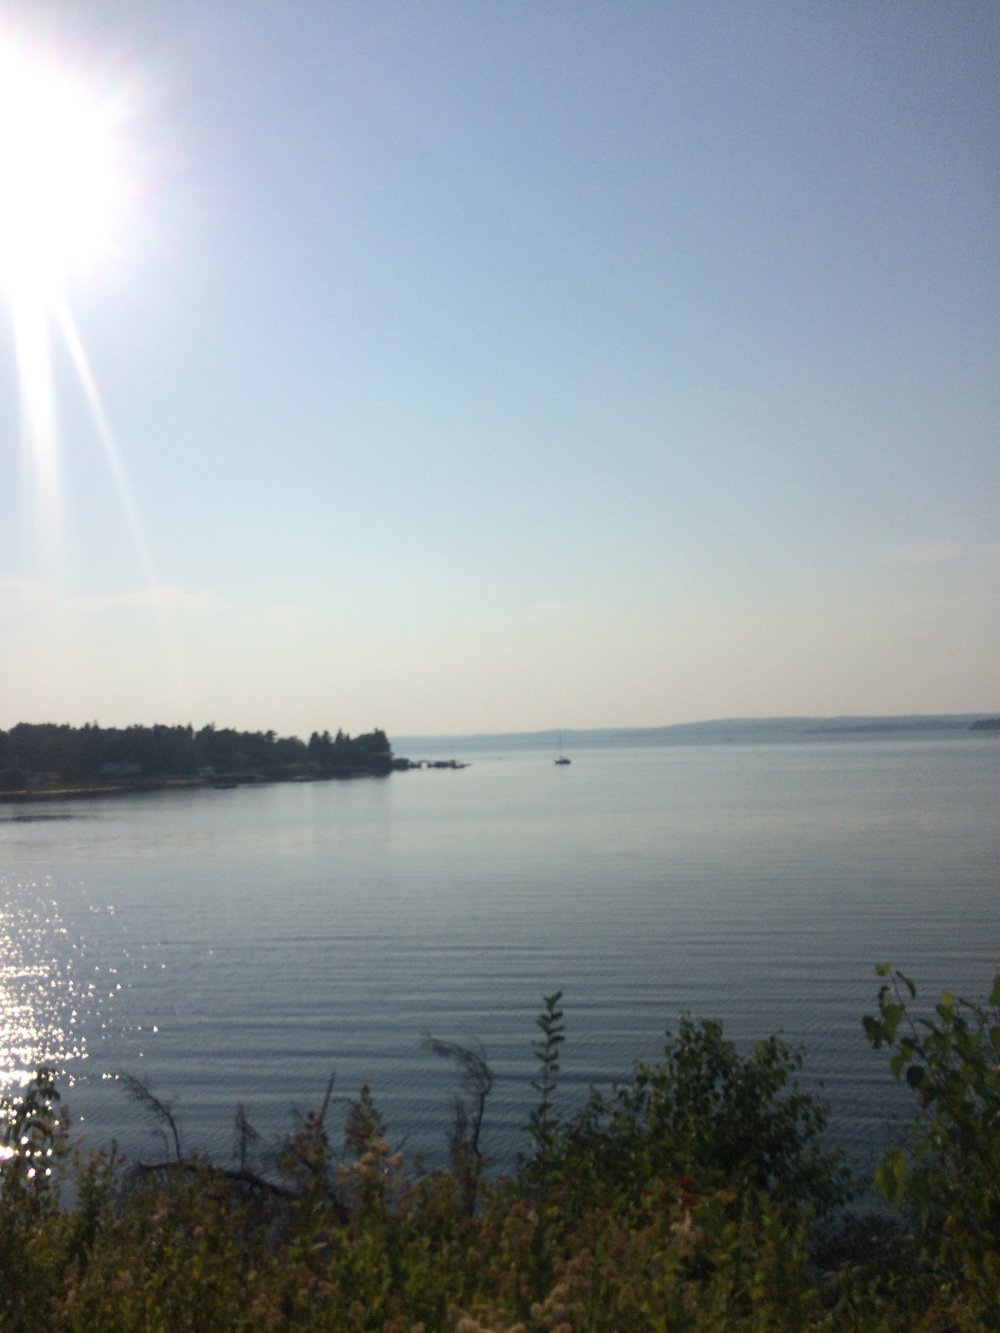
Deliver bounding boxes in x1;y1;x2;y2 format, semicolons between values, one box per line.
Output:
118;1072;182;1163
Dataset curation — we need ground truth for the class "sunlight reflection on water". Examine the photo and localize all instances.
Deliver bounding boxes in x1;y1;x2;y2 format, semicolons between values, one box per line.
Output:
0;866;138;1103
0;877;85;1089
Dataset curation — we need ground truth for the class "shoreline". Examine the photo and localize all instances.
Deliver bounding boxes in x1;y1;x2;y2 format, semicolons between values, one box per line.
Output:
0;777;219;805
0;759;468;806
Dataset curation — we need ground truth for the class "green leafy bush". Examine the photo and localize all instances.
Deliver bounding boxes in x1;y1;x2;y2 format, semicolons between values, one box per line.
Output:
0;970;996;1329
863;965;1000;1326
541;1013;850;1228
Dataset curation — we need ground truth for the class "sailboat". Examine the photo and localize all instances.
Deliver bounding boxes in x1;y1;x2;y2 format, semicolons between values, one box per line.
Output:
554;732;571;765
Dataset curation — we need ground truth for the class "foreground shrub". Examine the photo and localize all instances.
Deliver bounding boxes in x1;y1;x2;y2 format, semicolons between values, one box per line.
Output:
532;1011;851;1231
0;967;996;1329
862;965;1000;1328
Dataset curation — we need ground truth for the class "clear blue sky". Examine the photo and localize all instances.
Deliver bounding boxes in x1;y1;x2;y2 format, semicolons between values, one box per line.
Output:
1;0;997;737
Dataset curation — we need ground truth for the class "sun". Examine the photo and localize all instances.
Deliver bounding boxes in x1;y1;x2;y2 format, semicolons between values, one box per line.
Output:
0;39;125;301
0;32;145;580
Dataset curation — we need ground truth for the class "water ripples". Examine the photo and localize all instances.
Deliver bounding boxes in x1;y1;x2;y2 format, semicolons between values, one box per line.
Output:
0;737;996;1170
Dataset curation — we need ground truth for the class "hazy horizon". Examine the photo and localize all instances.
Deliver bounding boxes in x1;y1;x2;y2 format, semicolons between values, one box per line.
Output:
2;2;997;737
2;709;996;748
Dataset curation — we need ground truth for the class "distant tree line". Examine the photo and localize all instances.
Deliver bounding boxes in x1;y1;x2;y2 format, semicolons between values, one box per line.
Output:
0;722;394;788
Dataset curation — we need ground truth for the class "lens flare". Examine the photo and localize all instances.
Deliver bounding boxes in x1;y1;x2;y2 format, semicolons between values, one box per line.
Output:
0;32;175;638
0;40;125;297
0;33;134;571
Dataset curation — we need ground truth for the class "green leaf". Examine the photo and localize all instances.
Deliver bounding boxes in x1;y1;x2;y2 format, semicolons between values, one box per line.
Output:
862;1015;883;1049
874;1147;908;1208
882;1003;904;1042
895;970;916;999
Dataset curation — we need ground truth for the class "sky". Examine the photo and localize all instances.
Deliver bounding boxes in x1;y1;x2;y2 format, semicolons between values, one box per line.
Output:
0;0;997;738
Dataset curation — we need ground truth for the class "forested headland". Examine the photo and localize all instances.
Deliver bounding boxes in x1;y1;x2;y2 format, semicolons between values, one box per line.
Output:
0;721;399;793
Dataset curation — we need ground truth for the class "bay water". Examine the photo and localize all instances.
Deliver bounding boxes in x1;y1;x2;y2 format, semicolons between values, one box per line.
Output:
1;733;997;1175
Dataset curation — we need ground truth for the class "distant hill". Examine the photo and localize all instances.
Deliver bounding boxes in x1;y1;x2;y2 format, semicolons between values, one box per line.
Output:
396;714;999;753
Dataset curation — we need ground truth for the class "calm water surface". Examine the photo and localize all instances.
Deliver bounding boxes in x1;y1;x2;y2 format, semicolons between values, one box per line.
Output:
1;736;997;1170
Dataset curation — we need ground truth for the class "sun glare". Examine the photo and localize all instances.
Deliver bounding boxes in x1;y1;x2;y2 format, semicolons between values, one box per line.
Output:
0;31;156;601
0;40;125;299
